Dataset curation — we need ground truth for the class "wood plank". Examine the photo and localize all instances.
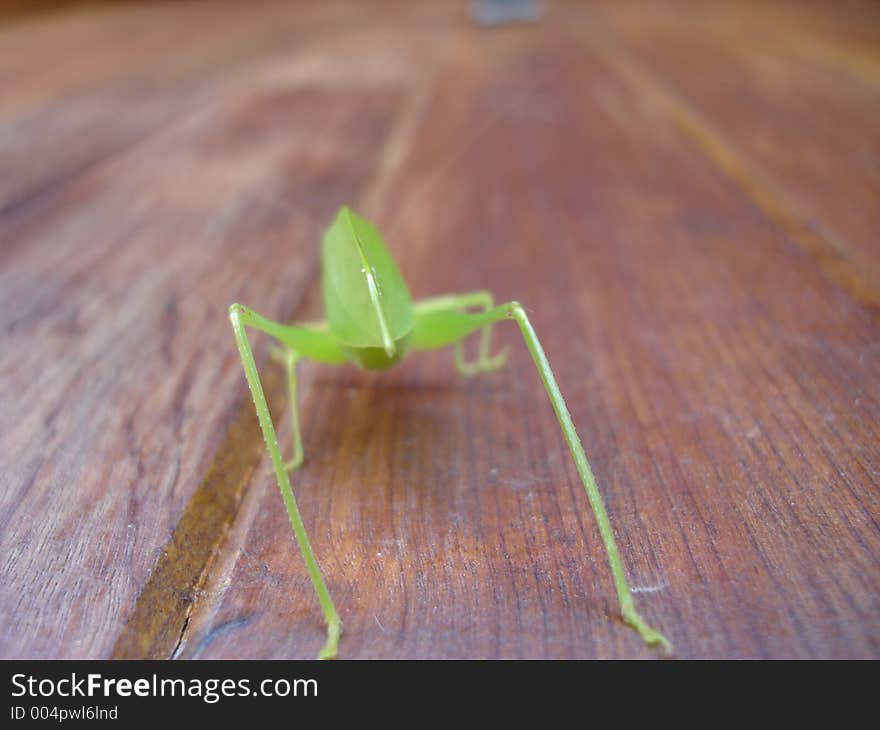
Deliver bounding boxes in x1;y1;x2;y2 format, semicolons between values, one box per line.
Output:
179;17;879;659
1;0;878;660
0;14;417;656
0;2;353;217
589;0;880;310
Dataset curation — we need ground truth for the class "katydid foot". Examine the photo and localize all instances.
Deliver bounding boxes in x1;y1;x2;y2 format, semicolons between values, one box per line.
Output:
623;605;673;653
317;619;342;660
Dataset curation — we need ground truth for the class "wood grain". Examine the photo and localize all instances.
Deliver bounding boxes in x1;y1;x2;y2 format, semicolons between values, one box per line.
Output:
588;0;880;311
1;0;878;659
0;3;415;657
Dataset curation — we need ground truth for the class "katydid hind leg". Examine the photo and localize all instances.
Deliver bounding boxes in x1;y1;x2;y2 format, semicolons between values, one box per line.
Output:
229;303;341;659
414;299;671;650
504;302;671;651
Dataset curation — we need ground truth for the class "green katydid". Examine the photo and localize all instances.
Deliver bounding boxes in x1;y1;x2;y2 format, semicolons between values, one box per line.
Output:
229;205;670;659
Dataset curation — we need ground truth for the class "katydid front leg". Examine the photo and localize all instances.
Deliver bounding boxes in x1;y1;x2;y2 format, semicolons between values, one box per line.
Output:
411;300;671;650
228;303;345;659
270;346;305;470
267;291;507;471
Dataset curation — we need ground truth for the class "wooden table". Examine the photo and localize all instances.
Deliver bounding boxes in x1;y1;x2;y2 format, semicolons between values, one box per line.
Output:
2;0;878;660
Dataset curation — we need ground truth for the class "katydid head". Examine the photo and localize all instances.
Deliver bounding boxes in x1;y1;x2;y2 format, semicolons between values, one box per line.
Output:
322;206;414;369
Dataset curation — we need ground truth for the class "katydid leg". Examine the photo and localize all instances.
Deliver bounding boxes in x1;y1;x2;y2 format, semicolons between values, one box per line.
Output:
506;303;670;650
414;291;507;375
270;346;305;470
229;303;341;659
412;300;671;649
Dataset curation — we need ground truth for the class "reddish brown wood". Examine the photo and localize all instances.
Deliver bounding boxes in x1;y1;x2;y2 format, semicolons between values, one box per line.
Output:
589;0;880;310
0;2;413;657
1;0;878;659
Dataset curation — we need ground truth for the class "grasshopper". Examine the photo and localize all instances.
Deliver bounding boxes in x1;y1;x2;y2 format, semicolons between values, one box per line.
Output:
229;206;669;658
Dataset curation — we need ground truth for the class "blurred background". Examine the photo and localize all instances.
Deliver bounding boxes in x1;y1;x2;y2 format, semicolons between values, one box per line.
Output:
1;0;878;660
